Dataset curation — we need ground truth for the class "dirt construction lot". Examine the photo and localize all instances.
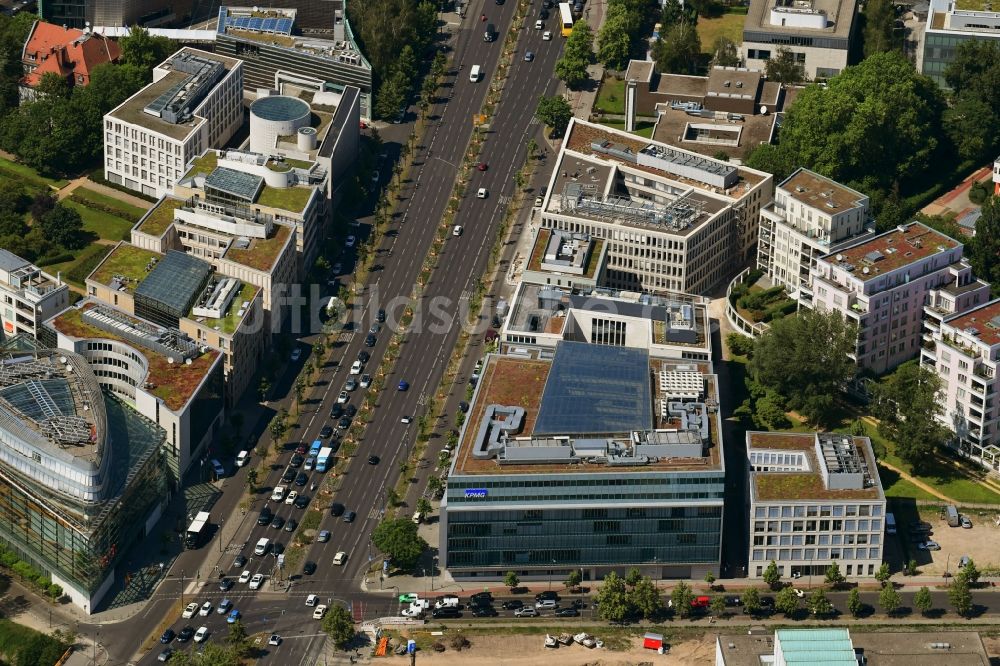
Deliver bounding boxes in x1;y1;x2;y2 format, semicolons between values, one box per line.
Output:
899;507;1000;574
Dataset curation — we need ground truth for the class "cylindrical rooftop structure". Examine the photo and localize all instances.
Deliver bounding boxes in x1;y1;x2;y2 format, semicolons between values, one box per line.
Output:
249;95;311;154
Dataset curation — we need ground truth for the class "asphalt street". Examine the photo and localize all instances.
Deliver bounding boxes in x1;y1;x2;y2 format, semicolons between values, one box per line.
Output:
127;2;563;664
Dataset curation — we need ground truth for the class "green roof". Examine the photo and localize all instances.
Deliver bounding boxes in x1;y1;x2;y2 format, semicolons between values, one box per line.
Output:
88;244;162;293
184;151;219;179
257;183;315;212
191;282;259;334
138;197;185;236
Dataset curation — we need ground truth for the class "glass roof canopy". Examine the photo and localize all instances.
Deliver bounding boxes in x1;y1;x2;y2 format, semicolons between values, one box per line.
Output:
134;250;212;319
205;167;264;202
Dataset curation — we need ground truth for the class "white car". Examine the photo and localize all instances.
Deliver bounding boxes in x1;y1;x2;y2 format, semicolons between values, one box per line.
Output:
360;374;372;388
477;187;488;199
401;415;412;424
182;602;199;619
345;235;356;248
238;570;252;584
268;634;282;646
313;604;328;620
542;30;552;40
337;391;349;403
199;601;213;616
350;360;363;375
333;551;347;566
401;605;424;617
306;594;319;607
535;19;543;28
271;486;286;502
452;225;463;236
793;588;805;598
285;491;298;505
193;626;209;643
249;573;264;590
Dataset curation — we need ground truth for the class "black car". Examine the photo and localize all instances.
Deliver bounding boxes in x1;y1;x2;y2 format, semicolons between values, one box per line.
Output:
273;542;285;555
270;515;285;530
338;415;352;430
293;494;309;509
535;591;559;602
284;518;298;532
365;334;376;347
555;608;579;617
470;592;493;606
368;455;380;465
501;600;523;610
159;629;176;644
331;502;346;516
472;606;498;617
432;608;461;619
543;0;553;7
281;467;296;483
257;507;272;526
725;596;742;607
320;425;334;438
358;350;370;364
295;472;308;486
343;510;356;523
759;596;775;610
289;454;304;468
303;561;317;576
345;403;358;417
458;401;469;413
538;7;549;18
219;578;234;592
377;309;386;323
330;404;344;419
233;554;247;569
177;626;195;642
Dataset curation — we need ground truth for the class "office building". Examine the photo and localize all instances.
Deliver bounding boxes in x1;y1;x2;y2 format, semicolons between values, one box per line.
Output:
922;0;1000;87
214;5;373;119
810;221;977;375
747;431;886;579
103;48;243;198
40;0;192;29
741;0;860;80
921;298;1000;470
79;243;266;407
757;168;875;298
19;21;120;102
501;276;711;363
540;119;773;296
0;250;70;341
0;337;169;612
442;341;726;582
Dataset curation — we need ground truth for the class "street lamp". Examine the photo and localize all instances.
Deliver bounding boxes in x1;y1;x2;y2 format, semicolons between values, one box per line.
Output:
180;570;185;608
93;629;99;666
218;517;225;553
431;556;439;591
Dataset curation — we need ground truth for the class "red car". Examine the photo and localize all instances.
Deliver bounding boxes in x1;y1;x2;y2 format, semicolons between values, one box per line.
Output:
295;443;308;455
477;162;488;171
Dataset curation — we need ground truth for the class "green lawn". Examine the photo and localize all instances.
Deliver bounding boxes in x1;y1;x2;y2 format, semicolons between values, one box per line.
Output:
877;464;938;501
64;201;134;242
594;76;626;115
70;187;148;219
696;12;745;54
0;156;68;189
599;120;657;138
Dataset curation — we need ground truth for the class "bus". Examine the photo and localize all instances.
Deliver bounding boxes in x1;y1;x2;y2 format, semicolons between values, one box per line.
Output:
185;511;211;549
308;439;322;458
559;2;573;37
316;447;334;472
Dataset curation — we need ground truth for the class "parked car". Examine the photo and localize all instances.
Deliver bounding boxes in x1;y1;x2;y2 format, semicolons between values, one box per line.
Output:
238;570;252;584
318;529;331;542
177;626;195;642
472;606;498;617
193;627;209;643
295;472;308;486
159;629;176;644
157;648;173;662
961;515;973;529
182;603;198;619
294;493;310;509
249;574;264;590
270;515;284;530
514;607;538;617
289;454;304;468
210;459;225;477
918;540;941;551
360;374;372;388
284;518;298;532
257;506;272;525
535;591;559;602
217;599;232;614
338;415;352;430
502;600;523;610
218;577;234;592
350;360;363;375
285;491;298;505
556;608;579;617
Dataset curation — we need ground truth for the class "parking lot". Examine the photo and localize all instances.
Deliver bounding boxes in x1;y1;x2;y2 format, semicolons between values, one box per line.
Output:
893;506;1000;574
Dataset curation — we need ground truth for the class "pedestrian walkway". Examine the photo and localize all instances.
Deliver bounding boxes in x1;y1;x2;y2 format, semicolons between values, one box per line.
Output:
54;176;154;209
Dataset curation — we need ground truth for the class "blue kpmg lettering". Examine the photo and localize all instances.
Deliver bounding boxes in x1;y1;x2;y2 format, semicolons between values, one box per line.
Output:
464;488;488;498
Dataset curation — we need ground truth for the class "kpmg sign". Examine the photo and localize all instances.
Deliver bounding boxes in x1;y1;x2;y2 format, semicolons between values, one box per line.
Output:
464;488;488;498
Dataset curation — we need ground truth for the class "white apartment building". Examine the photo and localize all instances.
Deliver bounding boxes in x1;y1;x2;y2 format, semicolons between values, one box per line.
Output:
103;48;243;198
541;119;773;296
741;0;860;80
921;298;1000;469
810;222;972;375
757;168;875;298
747;431;886;580
0;249;70;340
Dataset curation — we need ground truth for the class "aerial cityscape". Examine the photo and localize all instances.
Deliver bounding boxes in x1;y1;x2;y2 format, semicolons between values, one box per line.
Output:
1;0;1000;664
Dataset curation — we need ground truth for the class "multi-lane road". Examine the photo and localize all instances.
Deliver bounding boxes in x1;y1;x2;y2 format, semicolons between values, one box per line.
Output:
121;2;564;663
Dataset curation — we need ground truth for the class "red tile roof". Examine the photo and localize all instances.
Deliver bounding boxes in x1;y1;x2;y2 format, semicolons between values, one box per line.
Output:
21;21;120;89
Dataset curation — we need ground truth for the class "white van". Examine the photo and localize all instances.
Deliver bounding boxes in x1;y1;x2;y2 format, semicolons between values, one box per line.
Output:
470;65;482;82
254;537;270;556
434;595;459;609
235;450;249;467
412;511;423;524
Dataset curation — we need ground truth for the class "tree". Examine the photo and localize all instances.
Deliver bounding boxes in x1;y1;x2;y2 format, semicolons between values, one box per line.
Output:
321;604;356;649
504;570;520;591
754;393;792;430
871;361;951;473
741;586;761;615
944;94;996;162
555;53;590;89
566;20;595;63
847;587;863;618
14;634;66;666
762;560;782;590
427;476;444;498
652;21;701;75
971;196;1000;291
535;95;573;136
961;559;981;586
374;73;408;120
294;376;306;408
35;72;71;100
703;571;716;587
526;138;539;160
711;37;741;67
630;576;663;619
625;566;642;587
258;377;271;402
29;193;55;222
371;518;427;570
118;26;175;78
808;588;833;617
747;51;944;192
863;0;902;58
710;595;727;618
949;575;973;617
245;468;258;492
764;47;805;84
670;580;694;618
597;16;632;70
596;572;631;621
726;332;754;357
914;586;933;615
416;497;432;516
750;309;857;427
660;0;684;27
774;587;799;616
227;619;248;655
878;584;901;616
268;412;287;444
824;562;845;589
565;569;583;590
874;563;892;586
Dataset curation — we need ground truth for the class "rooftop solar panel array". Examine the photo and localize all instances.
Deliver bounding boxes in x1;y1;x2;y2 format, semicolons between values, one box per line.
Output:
226;14;295;35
